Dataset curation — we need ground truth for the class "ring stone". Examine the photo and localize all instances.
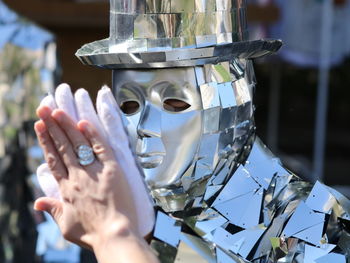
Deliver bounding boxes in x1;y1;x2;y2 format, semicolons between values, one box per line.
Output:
77;145;95;166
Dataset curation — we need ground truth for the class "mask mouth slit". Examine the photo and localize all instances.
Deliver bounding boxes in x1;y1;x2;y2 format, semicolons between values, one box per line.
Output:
139;155;164;169
136;152;166;157
137;155;165;169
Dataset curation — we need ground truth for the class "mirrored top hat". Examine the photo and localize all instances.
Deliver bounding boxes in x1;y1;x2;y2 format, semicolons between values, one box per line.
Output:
76;0;282;69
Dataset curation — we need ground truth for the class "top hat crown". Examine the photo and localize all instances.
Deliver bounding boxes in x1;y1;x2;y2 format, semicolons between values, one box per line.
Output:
76;0;282;69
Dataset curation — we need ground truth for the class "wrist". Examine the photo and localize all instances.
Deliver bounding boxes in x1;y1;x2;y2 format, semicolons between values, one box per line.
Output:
92;217;135;262
92;216;134;249
91;217;159;263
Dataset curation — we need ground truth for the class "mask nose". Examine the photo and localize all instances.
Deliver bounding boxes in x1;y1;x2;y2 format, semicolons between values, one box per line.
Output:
137;102;161;138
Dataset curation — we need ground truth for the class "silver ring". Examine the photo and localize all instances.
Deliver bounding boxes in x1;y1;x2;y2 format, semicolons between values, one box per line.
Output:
77;145;95;166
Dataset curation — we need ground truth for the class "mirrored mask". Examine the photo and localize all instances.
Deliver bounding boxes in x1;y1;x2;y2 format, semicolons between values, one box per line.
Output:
113;68;203;188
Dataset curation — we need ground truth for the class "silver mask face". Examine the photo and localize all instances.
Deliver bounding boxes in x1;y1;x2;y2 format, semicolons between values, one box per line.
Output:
113;68;203;187
113;59;256;211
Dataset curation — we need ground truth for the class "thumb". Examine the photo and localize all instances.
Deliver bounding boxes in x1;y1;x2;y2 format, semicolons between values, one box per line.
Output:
34;197;63;222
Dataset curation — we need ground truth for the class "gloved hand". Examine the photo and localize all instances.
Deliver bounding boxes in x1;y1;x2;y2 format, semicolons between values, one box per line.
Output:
37;83;155;237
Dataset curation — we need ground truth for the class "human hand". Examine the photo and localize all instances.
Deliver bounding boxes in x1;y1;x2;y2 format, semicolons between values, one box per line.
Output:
37;84;155;237
34;106;139;246
34;107;159;263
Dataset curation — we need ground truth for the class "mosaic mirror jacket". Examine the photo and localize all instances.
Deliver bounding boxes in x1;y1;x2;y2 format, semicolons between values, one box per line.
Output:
150;138;350;263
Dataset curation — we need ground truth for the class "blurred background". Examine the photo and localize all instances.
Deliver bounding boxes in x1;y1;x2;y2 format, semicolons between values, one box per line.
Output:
0;0;349;262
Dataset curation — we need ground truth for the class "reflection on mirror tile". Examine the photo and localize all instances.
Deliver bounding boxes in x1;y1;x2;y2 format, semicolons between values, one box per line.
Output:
153;211;181;247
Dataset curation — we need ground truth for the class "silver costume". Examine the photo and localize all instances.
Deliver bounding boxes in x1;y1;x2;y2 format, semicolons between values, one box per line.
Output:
76;0;350;262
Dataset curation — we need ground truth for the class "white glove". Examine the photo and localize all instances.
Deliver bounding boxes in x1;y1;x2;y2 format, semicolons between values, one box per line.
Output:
37;83;155;237
37;93;60;200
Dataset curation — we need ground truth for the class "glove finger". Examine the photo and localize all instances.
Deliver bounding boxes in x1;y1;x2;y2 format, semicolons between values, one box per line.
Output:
36;163;61;200
96;86;129;144
40;94;57;110
100;102;155;237
98;86;139;148
97;86;155;236
97;85;119;110
74;88;106;139
55;83;78;123
99;102;133;159
97;88;138;167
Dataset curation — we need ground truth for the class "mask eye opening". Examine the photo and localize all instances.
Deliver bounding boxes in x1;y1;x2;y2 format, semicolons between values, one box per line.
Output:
120;100;140;115
163;99;191;112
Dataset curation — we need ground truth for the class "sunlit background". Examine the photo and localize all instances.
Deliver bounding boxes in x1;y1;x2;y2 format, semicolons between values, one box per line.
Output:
0;0;349;262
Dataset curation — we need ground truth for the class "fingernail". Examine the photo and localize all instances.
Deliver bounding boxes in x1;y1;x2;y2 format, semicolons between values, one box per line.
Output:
80;121;92;134
37;106;51;120
84;123;93;133
34;121;46;134
33;202;40;211
33;200;44;211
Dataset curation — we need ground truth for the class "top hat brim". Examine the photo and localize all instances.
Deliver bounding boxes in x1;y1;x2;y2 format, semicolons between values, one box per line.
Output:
75;38;282;69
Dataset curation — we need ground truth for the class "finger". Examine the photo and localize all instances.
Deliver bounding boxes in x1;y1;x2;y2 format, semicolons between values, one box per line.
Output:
98;102;134;168
37;106;79;170
40;94;57;110
75;88;106;139
97;86;138;148
34;197;63;223
34;120;67;180
78;120;114;163
55;83;79;123
34;197;92;250
96;85;118;112
97;101;155;237
51;109;90;154
99;102;130;152
96;86;129;145
37;163;61;200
